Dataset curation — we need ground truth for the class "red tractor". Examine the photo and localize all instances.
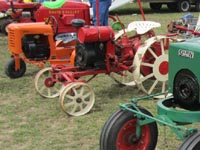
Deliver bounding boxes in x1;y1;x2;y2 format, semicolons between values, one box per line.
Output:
0;0;90;35
34;16;176;116
0;0;41;34
0;0;12;12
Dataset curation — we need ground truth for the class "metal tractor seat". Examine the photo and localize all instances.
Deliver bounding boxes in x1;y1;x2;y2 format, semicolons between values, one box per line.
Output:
115;21;161;39
127;21;161;34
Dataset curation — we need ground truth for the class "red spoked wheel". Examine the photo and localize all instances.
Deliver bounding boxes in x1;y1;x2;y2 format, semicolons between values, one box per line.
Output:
100;107;158;150
133;35;176;95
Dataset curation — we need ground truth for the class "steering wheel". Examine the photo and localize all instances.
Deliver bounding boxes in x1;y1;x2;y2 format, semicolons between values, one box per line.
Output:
45;16;58;36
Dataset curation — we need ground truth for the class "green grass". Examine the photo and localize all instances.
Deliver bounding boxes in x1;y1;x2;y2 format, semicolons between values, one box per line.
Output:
0;3;200;150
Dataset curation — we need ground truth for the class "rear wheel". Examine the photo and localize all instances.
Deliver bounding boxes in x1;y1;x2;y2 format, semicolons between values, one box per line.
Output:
100;107;158;150
59;82;95;116
5;58;26;78
179;132;200;150
133;36;174;95
178;0;191;12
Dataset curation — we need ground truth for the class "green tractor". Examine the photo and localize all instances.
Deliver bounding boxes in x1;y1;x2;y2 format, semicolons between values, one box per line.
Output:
169;38;200;111
100;37;200;150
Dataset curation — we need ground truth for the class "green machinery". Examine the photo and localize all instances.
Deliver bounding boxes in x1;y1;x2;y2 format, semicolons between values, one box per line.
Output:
100;37;200;150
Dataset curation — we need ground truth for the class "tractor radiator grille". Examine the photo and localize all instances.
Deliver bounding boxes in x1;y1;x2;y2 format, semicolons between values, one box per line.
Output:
8;29;16;49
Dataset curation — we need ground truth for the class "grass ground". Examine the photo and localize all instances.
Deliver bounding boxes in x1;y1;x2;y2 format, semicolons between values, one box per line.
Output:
0;3;200;150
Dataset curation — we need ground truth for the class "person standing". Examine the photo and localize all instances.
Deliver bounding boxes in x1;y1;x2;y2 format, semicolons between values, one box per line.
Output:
89;0;112;26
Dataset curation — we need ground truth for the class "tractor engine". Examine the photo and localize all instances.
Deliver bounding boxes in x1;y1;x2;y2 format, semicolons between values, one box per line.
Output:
75;26;115;70
22;34;50;60
169;37;200;110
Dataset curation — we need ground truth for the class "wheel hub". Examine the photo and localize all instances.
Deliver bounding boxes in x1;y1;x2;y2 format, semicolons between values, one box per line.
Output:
153;54;168;81
44;77;55;87
125;134;139;144
179;83;192;99
159;61;168;75
76;98;82;103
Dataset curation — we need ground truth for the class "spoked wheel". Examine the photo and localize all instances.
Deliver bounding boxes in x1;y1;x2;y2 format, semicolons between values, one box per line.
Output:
133;36;176;95
100;107;158;150
179;132;200;150
59;82;95;116
34;67;63;98
109;71;136;86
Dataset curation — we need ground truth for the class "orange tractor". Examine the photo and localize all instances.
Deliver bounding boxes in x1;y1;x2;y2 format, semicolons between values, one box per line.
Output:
5;16;77;78
5;0;92;78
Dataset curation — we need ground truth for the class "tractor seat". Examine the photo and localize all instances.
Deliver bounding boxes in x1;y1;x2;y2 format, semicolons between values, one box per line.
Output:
127;21;161;34
42;0;66;9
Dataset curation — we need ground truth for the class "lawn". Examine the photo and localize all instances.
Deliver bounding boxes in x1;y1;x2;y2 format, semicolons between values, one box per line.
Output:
0;2;200;150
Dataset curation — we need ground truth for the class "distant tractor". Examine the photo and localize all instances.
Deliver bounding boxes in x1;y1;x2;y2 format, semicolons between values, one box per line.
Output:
133;0;200;12
0;0;90;35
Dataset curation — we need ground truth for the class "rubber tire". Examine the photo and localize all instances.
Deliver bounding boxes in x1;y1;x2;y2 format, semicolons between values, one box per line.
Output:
5;58;26;78
100;107;158;150
179;132;200;150
149;3;162;11
173;70;199;110
167;3;178;11
195;1;200;11
178;0;191;12
1;20;12;35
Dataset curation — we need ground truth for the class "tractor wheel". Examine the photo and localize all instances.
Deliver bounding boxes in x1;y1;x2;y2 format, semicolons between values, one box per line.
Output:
34;67;64;99
167;3;178;11
59;82;95;116
1;20;12;35
100;107;158;150
173;70;199;110
195;1;200;11
149;3;162;11
109;71;136;86
178;0;191;12
179;132;200;150
5;58;26;78
133;36;176;95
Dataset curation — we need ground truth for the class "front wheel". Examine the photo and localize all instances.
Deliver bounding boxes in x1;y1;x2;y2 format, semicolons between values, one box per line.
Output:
173;70;199;110
179;132;200;150
34;67;64;98
100;107;158;150
5;58;26;78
